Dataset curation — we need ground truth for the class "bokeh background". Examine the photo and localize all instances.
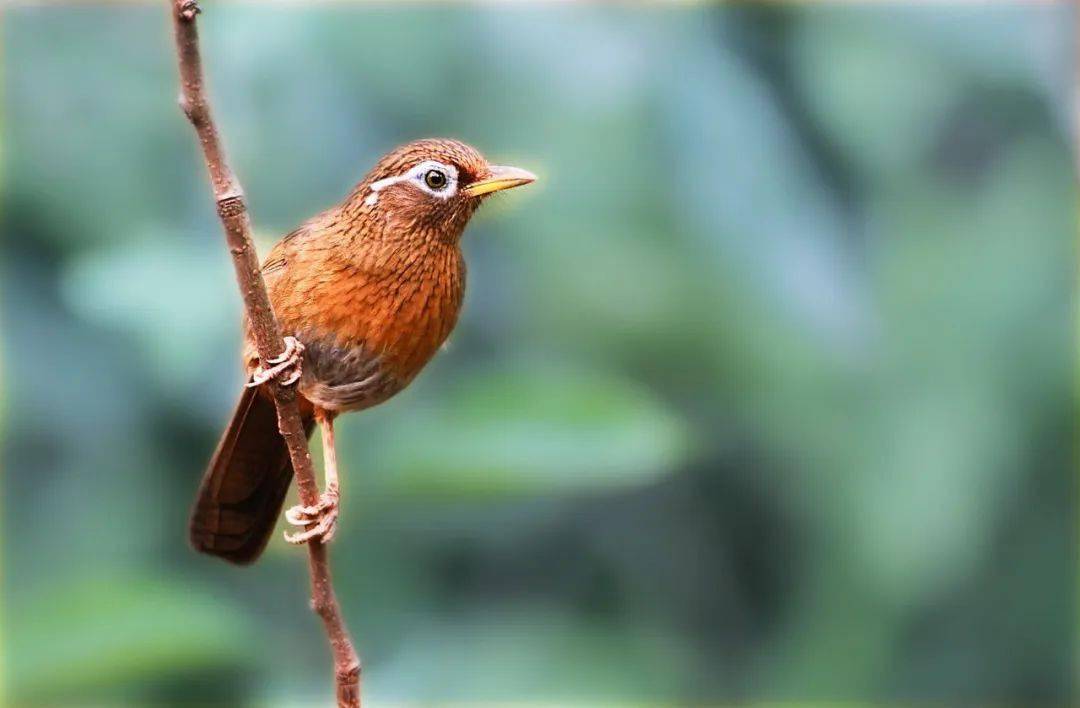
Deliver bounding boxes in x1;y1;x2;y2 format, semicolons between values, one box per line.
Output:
3;2;1076;705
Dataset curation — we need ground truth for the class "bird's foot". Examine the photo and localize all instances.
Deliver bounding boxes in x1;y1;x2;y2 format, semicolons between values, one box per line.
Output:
247;336;305;388
284;486;339;545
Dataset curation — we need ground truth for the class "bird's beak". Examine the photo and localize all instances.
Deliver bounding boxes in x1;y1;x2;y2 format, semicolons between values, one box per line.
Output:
463;165;537;197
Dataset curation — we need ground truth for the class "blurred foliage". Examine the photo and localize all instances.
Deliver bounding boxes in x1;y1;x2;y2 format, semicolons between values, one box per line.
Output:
2;2;1076;706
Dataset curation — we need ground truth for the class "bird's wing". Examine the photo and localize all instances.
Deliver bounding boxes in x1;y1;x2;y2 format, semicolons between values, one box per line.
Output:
262;224;308;276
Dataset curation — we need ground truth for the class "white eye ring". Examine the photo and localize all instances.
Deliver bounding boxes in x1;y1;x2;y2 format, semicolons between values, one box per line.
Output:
368;160;459;203
411;161;458;198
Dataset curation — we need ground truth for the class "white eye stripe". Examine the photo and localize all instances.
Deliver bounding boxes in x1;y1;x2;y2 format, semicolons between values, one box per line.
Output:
367;160;458;202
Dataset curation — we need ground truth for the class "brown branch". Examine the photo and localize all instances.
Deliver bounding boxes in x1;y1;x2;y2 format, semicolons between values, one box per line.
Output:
169;2;361;706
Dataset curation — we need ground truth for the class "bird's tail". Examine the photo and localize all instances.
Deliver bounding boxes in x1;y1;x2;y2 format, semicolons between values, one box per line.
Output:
189;386;315;564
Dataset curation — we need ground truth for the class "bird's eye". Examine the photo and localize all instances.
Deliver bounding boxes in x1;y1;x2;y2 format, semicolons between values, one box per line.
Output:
424;169;448;190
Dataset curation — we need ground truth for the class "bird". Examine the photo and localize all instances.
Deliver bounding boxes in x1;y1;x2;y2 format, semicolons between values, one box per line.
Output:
189;138;535;564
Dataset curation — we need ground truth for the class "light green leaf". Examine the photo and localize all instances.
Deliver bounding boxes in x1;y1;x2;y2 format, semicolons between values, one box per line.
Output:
365;366;690;497
9;576;252;700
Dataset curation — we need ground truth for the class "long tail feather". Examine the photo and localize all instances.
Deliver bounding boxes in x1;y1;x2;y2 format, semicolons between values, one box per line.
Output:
189;387;314;564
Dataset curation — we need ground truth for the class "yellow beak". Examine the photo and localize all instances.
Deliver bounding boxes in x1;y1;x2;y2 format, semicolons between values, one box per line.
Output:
463;165;537;197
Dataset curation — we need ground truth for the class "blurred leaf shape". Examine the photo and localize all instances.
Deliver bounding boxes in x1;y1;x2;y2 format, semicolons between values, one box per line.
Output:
371;607;691;701
60;235;242;397
371;366;690;497
791;8;958;180
9;576;251;700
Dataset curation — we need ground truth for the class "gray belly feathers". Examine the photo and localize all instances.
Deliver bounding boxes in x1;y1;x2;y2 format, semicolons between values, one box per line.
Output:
297;333;404;412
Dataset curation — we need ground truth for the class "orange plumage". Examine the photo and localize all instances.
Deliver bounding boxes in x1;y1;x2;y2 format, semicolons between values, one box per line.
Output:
190;139;535;563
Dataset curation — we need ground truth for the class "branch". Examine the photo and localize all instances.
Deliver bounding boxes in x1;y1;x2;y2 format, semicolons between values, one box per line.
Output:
169;2;361;705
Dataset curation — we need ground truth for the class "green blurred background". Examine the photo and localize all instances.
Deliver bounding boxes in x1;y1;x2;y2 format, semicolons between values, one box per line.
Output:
3;2;1076;705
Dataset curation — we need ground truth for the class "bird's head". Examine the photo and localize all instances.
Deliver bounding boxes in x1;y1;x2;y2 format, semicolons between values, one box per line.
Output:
349;138;535;244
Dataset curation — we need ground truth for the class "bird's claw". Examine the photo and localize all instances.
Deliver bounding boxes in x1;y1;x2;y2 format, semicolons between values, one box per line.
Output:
284;487;339;545
247;336;305;388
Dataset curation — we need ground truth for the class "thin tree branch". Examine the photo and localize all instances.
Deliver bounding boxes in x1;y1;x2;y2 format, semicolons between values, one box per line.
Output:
169;2;361;705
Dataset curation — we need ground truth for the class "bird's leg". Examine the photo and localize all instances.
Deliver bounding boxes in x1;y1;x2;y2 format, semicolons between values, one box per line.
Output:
247;336;305;388
285;408;340;545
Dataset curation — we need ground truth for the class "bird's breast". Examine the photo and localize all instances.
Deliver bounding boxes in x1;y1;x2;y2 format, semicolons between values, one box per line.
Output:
262;240;465;412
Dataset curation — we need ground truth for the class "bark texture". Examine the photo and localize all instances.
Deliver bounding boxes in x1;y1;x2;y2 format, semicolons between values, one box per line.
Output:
169;2;361;705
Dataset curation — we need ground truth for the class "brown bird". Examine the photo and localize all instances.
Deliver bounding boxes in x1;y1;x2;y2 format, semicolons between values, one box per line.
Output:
190;138;535;564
